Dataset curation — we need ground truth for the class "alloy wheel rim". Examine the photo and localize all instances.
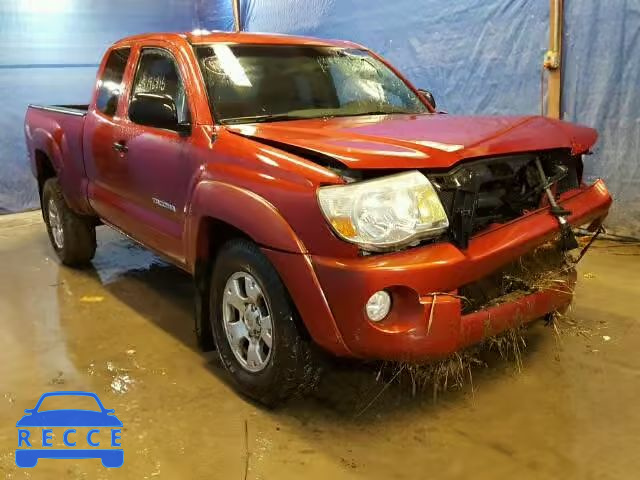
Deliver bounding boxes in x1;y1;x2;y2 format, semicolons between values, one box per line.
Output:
47;198;64;249
222;272;273;372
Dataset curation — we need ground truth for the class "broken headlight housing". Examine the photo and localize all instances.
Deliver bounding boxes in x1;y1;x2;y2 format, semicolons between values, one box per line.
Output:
317;171;449;251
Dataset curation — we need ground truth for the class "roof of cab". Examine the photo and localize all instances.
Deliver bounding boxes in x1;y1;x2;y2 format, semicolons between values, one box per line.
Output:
113;31;363;49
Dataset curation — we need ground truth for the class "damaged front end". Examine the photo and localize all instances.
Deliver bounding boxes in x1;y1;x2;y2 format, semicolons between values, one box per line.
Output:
425;149;600;317
324;148;588;255
426;149;583;250
306;149;611;361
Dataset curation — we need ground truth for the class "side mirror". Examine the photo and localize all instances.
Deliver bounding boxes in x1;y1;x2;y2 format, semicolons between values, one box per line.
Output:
417;89;436;110
129;93;190;134
95;83;120;116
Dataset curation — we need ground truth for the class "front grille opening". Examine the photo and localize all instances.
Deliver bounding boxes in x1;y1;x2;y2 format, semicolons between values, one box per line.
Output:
428;150;581;249
459;241;574;315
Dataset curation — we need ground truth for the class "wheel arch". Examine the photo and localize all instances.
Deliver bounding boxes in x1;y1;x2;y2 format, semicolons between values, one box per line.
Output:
185;181;306;271
34;149;57;211
186;181;308;351
29;126;93;216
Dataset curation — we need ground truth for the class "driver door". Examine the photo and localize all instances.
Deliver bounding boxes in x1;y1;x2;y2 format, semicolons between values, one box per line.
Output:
111;46;198;264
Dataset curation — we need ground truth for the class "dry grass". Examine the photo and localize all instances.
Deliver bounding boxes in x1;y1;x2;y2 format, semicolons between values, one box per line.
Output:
357;236;602;415
364;243;574;408
547;308;603;342
461;238;579;315
370;326;529;405
500;241;577;299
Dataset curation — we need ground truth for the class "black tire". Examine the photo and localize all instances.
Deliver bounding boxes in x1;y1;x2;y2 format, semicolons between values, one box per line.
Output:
210;239;322;406
42;178;96;267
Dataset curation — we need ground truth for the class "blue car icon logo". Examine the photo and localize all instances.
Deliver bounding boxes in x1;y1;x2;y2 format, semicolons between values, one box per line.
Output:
16;391;123;468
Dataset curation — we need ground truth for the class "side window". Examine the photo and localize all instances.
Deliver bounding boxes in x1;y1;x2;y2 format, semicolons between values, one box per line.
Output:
130;48;190;128
95;48;131;116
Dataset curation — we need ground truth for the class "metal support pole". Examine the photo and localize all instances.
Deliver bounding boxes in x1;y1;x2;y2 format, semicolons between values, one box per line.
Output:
232;0;241;32
544;0;563;119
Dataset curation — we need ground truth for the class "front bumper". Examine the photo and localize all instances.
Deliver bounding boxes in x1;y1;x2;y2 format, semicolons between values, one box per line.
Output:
265;180;612;361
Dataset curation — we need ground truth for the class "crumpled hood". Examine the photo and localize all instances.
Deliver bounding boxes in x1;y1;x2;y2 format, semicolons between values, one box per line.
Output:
226;113;597;169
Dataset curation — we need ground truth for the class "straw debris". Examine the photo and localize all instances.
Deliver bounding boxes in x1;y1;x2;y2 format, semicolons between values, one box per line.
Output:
360;236;600;412
374;326;528;403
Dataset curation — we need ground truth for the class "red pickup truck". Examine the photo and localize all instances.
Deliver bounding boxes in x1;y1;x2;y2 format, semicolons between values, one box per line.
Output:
25;31;612;405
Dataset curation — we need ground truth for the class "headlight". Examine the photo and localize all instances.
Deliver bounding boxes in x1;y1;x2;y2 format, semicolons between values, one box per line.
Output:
317;171;449;251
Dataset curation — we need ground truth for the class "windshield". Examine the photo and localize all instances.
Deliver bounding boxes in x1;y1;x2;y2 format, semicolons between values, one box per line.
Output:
194;44;430;124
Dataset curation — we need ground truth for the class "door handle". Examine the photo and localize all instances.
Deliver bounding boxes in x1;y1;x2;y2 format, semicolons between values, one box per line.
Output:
113;141;128;153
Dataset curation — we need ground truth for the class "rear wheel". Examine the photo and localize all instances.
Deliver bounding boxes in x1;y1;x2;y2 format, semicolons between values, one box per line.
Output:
210;239;322;406
42;178;96;267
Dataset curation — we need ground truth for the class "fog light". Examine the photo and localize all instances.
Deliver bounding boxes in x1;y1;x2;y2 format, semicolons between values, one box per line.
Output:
366;290;391;322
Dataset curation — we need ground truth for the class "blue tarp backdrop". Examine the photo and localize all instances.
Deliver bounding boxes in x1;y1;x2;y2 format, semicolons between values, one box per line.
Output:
1;0;638;235
562;0;640;234
234;0;640;235
0;0;230;213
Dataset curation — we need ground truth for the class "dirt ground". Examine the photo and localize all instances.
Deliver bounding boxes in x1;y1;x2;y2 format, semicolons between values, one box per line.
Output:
0;211;639;480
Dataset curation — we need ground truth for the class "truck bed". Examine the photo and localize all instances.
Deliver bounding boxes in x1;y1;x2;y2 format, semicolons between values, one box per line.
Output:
25;103;90;214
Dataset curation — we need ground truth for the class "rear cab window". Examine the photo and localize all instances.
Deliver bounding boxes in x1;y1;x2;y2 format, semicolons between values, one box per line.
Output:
95;48;131;116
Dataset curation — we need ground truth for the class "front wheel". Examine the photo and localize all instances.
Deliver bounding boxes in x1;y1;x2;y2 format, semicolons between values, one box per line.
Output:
210;239;322;406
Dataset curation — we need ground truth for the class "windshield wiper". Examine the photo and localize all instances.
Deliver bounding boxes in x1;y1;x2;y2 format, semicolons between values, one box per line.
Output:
331;110;414;118
221;109;418;124
221;113;312;125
